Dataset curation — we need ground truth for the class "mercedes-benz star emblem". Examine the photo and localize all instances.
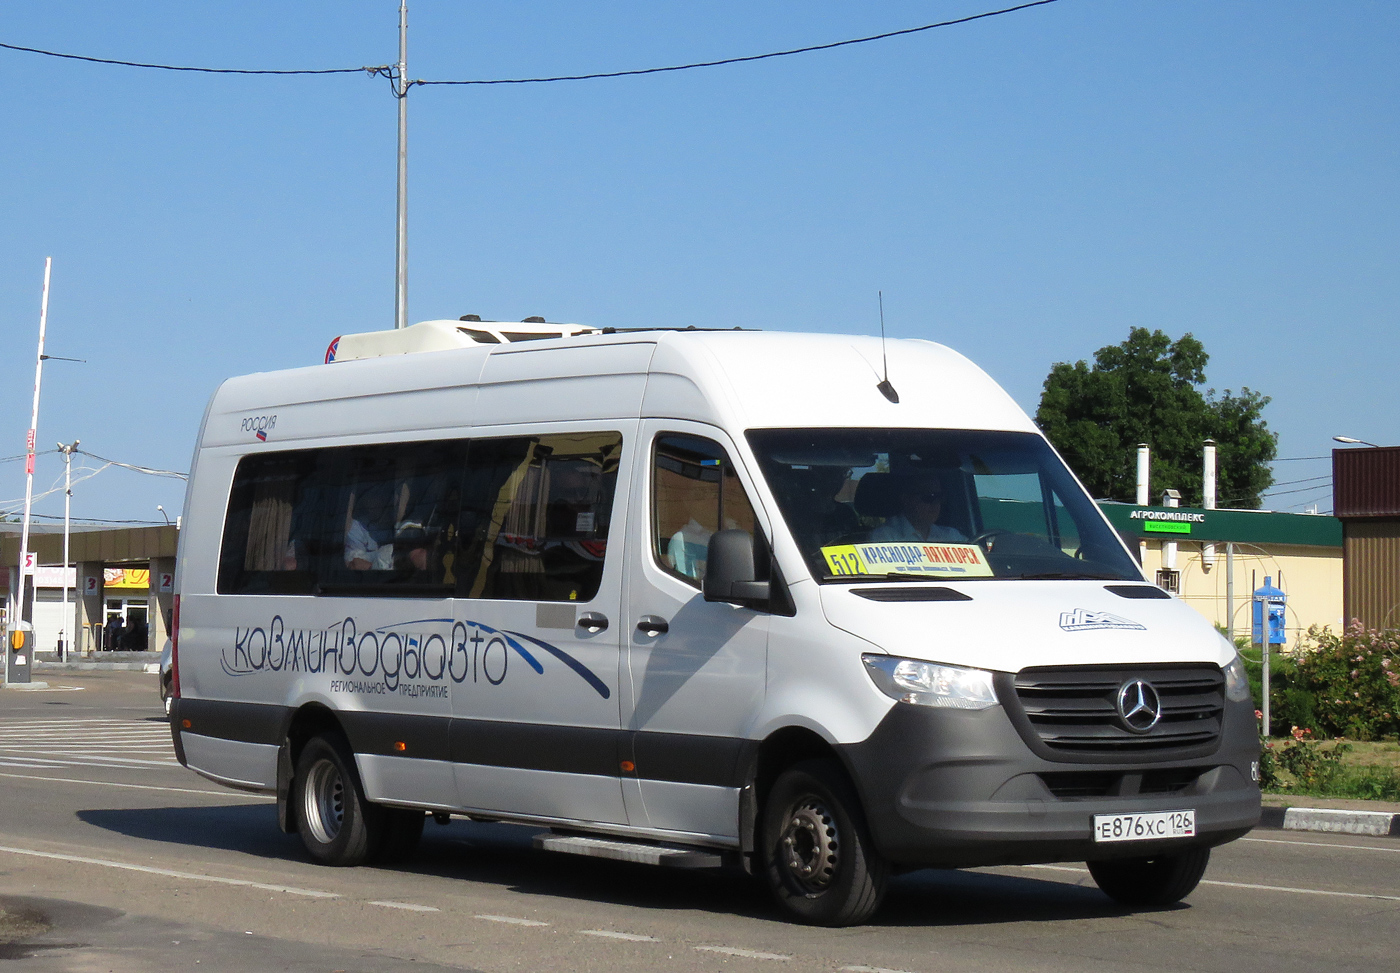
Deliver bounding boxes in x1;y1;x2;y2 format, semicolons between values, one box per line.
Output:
1116;679;1162;733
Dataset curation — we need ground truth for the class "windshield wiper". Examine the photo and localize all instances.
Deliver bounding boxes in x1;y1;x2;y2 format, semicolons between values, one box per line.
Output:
822;572;976;583
1011;570;1126;581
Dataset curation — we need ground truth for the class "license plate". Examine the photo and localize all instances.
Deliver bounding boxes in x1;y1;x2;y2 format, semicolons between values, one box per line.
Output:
1093;809;1196;843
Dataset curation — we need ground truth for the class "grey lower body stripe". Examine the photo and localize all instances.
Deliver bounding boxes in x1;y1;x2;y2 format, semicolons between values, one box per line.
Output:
175;697;750;787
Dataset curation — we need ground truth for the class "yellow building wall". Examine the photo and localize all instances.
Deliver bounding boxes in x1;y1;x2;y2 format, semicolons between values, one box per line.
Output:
1138;540;1343;648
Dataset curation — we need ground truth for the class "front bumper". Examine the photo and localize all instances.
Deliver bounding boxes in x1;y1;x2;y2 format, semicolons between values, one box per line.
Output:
839;695;1261;868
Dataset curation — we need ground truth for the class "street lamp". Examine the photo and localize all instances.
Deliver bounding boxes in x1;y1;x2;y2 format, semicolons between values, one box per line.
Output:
56;439;79;661
1333;436;1382;447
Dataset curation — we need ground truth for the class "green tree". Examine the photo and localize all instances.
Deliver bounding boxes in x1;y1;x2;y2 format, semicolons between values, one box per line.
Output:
1035;328;1276;507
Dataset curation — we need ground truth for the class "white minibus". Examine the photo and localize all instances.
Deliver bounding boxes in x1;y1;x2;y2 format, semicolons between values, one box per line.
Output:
170;320;1260;926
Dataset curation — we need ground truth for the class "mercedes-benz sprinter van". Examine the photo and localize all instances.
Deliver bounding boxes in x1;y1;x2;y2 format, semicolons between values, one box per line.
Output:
170;321;1260;926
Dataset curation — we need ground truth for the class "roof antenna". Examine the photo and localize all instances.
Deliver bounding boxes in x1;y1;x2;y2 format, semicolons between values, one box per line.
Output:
876;291;899;403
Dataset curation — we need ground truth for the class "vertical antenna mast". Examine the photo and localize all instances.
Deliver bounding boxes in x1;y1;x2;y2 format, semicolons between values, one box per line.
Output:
875;291;899;403
394;0;409;329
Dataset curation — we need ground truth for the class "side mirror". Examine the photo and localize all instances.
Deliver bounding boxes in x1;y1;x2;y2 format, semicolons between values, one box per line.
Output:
703;530;770;606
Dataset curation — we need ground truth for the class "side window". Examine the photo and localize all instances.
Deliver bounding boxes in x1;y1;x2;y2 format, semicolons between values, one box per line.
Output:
218;450;323;594
218;440;466;596
972;470;1075;551
973;471;1047;537
652;434;757;587
457;432;622;602
316;440;467;593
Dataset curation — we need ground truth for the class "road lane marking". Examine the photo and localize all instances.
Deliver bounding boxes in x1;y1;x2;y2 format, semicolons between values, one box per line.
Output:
475;915;549;926
0;771;273;799
1202;879;1400;902
0;759;179;772
370;901;440;912
581;930;660;942
0;844;338;898
1022;863;1400;902
696;946;792;961
1242;836;1400;854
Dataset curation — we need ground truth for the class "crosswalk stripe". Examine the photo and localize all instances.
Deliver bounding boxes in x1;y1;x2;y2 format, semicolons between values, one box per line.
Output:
0;718;178;768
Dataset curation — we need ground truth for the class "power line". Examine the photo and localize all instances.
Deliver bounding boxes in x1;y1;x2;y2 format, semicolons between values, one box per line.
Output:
13;512;166;525
74;450;187;480
414;1;1062;87
1266;473;1332;488
0;449;58;464
0;40;377;76
2;1;1061;87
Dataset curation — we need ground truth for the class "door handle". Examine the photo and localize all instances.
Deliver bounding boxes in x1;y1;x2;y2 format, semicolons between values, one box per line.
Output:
577;612;609;634
635;615;669;636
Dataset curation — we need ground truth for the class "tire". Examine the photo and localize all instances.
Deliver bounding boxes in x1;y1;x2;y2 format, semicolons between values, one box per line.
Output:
376;808;426;863
1087;847;1211;907
761;759;888;927
293;733;384;866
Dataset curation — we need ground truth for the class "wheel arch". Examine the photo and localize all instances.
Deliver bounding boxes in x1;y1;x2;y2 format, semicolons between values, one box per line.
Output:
276;703;348;834
738;725;864;872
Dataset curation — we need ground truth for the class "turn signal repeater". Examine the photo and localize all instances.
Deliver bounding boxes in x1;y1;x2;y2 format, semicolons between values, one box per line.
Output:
394;741;408;752
181;719;192;729
619;760;635;773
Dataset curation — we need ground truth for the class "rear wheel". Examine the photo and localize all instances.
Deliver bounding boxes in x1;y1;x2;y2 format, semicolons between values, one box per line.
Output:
1087;847;1211;907
294;733;384;866
761;759;887;926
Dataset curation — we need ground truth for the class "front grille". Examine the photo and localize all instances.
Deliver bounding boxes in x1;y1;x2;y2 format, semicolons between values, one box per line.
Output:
1040;767;1206;799
1009;664;1224;760
1040;771;1119;798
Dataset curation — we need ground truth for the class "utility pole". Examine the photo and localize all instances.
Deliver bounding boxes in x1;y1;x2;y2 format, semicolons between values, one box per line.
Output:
394;0;409;329
57;439;79;661
8;258;52;685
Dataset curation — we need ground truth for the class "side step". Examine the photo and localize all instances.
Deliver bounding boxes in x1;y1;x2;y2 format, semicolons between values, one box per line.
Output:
533;833;724;869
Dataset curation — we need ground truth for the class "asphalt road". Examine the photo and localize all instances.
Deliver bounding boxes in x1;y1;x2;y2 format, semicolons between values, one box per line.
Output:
2;671;1398;973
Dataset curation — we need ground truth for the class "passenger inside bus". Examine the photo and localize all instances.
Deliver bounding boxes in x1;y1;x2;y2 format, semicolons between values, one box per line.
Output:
868;473;967;544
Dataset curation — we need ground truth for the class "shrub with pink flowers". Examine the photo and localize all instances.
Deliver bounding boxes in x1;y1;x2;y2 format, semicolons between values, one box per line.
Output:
1292;623;1400;740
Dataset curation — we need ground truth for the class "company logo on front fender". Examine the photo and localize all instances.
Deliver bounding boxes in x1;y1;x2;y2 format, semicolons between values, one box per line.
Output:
1058;609;1145;632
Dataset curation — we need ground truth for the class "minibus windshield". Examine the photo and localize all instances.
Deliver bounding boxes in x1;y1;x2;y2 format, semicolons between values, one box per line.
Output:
746;428;1142;584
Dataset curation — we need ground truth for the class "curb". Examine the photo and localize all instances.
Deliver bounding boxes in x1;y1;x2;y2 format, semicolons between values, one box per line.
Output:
34;661;157;672
0;682;51;691
1259;805;1400;838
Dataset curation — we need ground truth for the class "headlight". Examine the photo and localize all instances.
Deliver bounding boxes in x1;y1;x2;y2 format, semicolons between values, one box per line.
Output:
862;655;999;710
1223;653;1252;703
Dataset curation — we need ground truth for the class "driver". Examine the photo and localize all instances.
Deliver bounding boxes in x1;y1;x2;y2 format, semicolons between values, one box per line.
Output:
870;475;966;543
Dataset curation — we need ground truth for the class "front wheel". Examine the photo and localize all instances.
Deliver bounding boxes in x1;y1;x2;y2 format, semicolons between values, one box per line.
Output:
761;760;887;927
293;733;384;866
1087;847;1211;907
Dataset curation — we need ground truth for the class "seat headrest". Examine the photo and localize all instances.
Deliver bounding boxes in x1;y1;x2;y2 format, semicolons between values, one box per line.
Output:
853;473;900;518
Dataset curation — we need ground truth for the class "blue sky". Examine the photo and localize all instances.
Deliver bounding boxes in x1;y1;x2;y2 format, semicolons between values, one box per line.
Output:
1;0;1395;525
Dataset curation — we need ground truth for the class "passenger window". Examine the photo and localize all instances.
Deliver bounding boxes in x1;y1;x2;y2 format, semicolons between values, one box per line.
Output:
972;470;1075;553
317;440;467;593
218;440;466;596
652;434;757;587
218;450;325;594
457;432;622;602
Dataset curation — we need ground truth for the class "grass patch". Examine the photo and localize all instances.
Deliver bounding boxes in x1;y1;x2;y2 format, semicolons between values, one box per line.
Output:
1262;737;1400;800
